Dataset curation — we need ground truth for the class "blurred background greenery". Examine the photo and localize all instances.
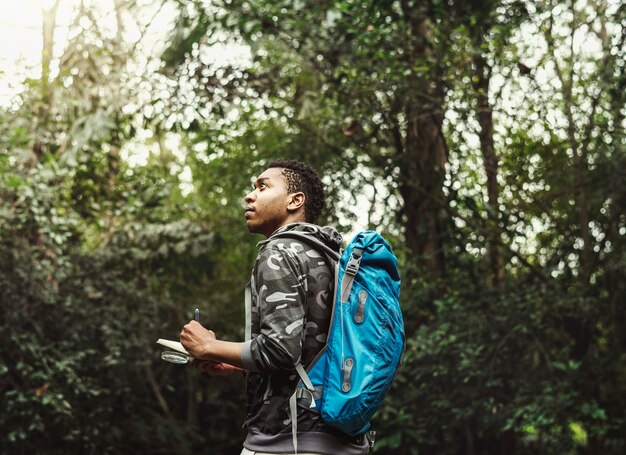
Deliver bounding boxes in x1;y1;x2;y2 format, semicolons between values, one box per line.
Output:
1;0;624;453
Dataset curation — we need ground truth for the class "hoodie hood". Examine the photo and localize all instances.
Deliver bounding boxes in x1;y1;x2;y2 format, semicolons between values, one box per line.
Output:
259;222;343;253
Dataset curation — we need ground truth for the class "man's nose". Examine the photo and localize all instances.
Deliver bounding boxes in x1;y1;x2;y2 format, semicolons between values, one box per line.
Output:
244;190;256;203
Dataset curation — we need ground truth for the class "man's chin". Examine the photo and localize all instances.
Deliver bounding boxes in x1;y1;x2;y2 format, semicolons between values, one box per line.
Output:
246;222;271;237
246;221;261;234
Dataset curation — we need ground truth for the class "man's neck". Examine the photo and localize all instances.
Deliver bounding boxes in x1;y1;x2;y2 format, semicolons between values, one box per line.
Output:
267;218;307;238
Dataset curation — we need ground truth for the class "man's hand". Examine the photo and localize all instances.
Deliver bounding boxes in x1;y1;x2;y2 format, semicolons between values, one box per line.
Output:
192;359;244;376
179;320;245;369
180;320;216;360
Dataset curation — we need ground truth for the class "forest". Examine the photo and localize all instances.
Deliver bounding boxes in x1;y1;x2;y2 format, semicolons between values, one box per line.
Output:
0;0;624;454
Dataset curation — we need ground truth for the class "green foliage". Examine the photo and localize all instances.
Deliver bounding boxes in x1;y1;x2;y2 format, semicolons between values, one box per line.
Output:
0;153;240;452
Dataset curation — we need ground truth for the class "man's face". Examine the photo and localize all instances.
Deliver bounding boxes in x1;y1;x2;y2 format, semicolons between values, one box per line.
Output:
244;167;292;237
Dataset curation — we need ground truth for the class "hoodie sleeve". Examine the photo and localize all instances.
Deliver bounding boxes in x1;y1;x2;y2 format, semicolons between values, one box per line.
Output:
241;241;307;373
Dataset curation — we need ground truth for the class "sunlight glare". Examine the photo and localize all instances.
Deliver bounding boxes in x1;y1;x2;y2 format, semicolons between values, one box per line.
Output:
0;0;81;105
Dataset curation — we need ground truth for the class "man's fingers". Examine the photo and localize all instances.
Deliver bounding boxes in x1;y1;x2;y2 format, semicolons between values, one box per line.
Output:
190;359;240;376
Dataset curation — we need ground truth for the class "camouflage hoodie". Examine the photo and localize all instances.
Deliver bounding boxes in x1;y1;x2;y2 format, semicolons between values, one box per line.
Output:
240;223;368;454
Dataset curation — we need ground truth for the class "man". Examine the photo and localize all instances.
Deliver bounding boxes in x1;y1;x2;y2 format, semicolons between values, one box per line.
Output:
180;160;369;455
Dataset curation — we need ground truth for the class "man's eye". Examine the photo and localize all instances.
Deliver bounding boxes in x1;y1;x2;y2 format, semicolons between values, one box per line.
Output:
259;183;267;189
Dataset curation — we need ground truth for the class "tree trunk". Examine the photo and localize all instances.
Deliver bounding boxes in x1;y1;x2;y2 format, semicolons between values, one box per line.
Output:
472;53;504;292
113;0;125;40
41;0;61;103
32;0;61;161
399;98;447;279
462;420;476;455
398;0;448;280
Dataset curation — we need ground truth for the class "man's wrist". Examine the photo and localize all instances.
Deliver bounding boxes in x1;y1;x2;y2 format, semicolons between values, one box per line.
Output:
200;338;216;360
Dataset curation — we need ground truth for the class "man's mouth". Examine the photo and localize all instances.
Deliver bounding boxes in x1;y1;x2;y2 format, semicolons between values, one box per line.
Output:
245;207;255;218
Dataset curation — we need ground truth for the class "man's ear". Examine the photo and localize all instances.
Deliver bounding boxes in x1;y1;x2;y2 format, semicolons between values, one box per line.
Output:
287;192;305;213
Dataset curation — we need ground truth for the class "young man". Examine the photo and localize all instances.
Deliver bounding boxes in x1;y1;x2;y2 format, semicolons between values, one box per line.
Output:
180;160;369;455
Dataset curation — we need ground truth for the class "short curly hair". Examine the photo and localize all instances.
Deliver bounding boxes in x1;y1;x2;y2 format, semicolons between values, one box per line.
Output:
267;159;325;223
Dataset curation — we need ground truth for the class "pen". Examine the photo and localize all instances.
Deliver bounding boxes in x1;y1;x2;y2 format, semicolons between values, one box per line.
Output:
194;308;200;322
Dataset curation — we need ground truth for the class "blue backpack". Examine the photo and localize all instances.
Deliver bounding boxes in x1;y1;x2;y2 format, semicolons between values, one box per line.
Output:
277;230;404;452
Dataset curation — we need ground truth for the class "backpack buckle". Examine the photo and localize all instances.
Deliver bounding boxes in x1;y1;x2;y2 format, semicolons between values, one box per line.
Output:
345;249;363;276
366;430;376;448
296;385;322;409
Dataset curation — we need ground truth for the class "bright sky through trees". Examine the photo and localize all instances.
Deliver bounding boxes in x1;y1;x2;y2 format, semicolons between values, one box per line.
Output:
0;0;177;106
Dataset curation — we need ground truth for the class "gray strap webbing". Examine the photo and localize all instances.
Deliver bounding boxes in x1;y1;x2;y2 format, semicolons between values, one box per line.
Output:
289;391;299;454
341;248;362;303
295;364;315;398
341;273;356;303
244;282;252;342
290;363;317;454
